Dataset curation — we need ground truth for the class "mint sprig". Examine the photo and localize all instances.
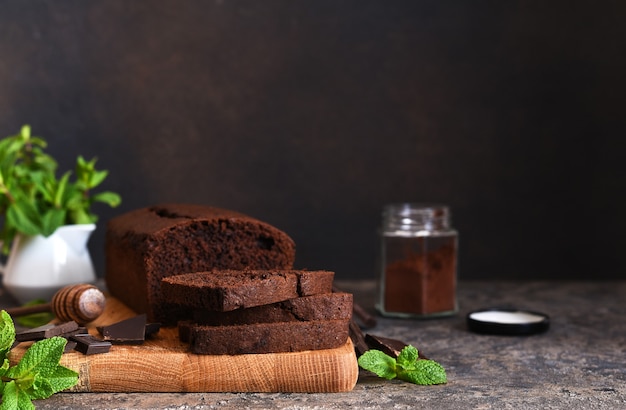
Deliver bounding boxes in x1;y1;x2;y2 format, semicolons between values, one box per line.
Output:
0;310;78;409
0;125;122;254
358;345;447;385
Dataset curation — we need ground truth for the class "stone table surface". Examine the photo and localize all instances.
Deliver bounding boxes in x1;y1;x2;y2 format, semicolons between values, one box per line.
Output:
2;280;625;409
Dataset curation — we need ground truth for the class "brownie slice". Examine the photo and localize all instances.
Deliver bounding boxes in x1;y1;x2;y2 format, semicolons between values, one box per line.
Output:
188;319;351;355
105;204;296;323
192;292;353;325
161;270;334;311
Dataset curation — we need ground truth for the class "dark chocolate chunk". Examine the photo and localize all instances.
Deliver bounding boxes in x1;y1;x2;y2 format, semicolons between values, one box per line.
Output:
70;334;112;355
75;326;89;334
145;322;161;338
364;334;428;360
365;334;408;358
15;321;79;342
98;314;147;344
15;324;55;342
58;325;88;339
349;320;369;357
63;340;78;353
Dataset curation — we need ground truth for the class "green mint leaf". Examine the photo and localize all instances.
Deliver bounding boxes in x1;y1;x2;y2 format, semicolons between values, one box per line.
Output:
357;349;397;380
53;171;70;206
76;155;87;169
397;359;447;385
360;344;448;386
91;191;122;207
64;191;84;210
0;380;35;410
0;311;16;361
44;365;79;393
0;381;18;410
0;358;10;374
5;336;78;402
68;208;95;225
0;313;78;407
396;345;419;368
19;125;30;139
6;202;41;236
7;337;66;380
28;366;78;400
39;208;66;237
88;169;109;189
17;391;35;410
28;377;55;400
0;358;10;387
395;345;447;385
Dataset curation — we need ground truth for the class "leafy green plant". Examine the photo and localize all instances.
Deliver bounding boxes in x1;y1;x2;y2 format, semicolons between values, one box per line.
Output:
358;345;447;385
0;125;121;254
0;310;78;409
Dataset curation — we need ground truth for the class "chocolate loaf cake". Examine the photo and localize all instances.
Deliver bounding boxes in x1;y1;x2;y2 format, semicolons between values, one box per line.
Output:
161;270;334;311
105;204;296;323
188;319;351;355
191;292;353;325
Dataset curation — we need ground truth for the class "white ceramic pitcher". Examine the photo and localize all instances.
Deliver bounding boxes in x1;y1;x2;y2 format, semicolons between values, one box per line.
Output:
0;224;97;304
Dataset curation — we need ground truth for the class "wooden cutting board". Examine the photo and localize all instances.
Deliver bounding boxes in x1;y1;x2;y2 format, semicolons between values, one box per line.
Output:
9;296;359;393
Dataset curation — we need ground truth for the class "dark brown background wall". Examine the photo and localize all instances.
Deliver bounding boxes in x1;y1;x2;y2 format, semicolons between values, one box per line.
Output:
1;1;624;280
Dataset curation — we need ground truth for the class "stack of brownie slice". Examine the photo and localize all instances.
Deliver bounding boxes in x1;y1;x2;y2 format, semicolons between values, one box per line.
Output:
161;269;353;355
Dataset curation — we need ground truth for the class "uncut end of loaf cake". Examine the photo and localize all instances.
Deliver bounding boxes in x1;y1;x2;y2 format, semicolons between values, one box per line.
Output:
105;204;296;323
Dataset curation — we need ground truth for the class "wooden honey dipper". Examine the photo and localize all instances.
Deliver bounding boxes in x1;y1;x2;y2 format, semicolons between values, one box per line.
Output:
5;284;106;325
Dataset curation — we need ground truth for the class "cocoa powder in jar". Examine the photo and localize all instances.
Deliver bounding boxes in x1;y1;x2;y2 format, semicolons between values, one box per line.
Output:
382;236;457;315
377;204;458;318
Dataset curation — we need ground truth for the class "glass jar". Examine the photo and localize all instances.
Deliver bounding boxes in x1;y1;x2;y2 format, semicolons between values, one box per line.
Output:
376;203;458;318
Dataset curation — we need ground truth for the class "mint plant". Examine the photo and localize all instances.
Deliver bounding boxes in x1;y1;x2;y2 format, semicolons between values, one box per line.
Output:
358;345;447;385
0;125;121;254
0;310;78;409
